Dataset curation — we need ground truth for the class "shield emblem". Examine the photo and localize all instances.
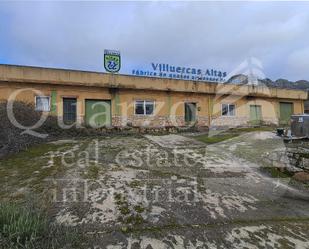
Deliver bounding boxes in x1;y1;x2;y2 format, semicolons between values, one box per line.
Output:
104;50;121;73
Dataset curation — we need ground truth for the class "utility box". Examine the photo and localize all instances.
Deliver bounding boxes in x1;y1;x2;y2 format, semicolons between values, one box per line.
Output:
291;114;309;137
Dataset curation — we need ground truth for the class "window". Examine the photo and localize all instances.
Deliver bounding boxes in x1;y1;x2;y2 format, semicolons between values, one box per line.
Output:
222;104;235;116
63;98;77;124
135;100;155;115
35;96;50;112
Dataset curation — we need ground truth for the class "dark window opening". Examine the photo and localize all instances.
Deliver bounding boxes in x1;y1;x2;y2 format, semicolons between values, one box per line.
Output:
135;100;155;115
63;98;77;124
222;104;235;116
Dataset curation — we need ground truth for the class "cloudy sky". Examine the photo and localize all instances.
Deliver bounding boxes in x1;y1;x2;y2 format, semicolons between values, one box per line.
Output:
0;1;309;81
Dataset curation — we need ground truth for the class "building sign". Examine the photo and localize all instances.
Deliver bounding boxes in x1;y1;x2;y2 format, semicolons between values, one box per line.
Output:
132;63;227;82
104;49;121;73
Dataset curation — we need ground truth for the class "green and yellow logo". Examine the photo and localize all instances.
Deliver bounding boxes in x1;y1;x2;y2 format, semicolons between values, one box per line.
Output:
104;50;121;73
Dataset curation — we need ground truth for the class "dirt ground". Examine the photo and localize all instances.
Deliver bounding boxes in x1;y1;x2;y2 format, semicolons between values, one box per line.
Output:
1;131;309;248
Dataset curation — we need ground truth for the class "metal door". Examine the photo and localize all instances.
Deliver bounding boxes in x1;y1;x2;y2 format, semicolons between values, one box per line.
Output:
250;105;262;125
279;102;293;126
85;100;111;128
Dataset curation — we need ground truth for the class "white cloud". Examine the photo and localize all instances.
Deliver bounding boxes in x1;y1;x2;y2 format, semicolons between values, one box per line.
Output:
1;1;309;81
286;47;309;80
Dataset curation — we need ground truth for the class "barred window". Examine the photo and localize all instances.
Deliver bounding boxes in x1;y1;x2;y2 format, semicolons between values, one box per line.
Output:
35;96;50;112
63;98;77;124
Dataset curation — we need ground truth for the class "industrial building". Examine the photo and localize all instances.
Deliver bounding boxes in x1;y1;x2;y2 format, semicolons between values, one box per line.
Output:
0;64;307;129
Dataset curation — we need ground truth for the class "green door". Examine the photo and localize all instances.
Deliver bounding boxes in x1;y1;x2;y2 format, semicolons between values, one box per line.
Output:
250;105;262;125
85;100;111;128
185;103;197;123
279;102;293;126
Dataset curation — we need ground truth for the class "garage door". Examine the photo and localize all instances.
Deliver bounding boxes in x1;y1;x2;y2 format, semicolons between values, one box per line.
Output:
85;100;111;128
279;102;293;126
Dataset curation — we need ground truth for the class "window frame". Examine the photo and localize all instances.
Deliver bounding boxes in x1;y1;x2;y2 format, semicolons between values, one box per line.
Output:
221;103;236;117
63;97;77;124
35;95;51;112
134;100;155;116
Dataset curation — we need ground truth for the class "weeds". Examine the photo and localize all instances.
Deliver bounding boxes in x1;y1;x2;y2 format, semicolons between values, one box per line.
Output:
114;193;145;230
86;164;100;179
134;205;145;213
128;180;143;188
0;203;47;246
195;133;238;144
0;202;85;249
262;167;293;178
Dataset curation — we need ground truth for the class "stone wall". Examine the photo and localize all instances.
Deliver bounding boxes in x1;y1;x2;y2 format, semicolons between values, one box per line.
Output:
112;114;279;128
210;116;249;127
286;143;309;171
210;116;279;128
112;115;209;128
262;142;309;173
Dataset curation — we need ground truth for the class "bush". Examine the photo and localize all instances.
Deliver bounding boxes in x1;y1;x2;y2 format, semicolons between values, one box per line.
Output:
0;101;57;158
0;101;96;159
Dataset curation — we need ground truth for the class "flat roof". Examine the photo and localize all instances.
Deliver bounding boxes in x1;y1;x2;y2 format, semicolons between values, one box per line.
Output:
0;64;307;100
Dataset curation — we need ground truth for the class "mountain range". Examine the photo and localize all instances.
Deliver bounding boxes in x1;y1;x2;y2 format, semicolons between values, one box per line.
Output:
227;74;309;91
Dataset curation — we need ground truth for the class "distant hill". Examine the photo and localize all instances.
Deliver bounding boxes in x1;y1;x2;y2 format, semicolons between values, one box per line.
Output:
226;74;309;91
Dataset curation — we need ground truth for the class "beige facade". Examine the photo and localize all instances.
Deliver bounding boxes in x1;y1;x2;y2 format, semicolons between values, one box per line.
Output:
0;64;307;128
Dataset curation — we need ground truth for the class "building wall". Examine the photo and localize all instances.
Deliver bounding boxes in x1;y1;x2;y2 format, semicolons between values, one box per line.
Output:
0;64;307;99
0;80;306;128
111;89;210;127
304;100;309;114
0;82;112;125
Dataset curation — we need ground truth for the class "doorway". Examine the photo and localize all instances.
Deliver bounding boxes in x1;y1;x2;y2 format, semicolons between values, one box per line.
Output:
184;102;197;124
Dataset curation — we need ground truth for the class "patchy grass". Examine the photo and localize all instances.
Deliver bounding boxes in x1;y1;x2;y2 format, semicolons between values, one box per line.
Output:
0;138;98;247
231;126;275;133
134;205;145;213
128;180;144;188
114;192;145;230
125;214;144;225
195;133;238;144
120;206;131;215
193;126;275;145
84;164;101;179
0;142;69;201
262;167;294;178
150;169;186;179
115;193;131;216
